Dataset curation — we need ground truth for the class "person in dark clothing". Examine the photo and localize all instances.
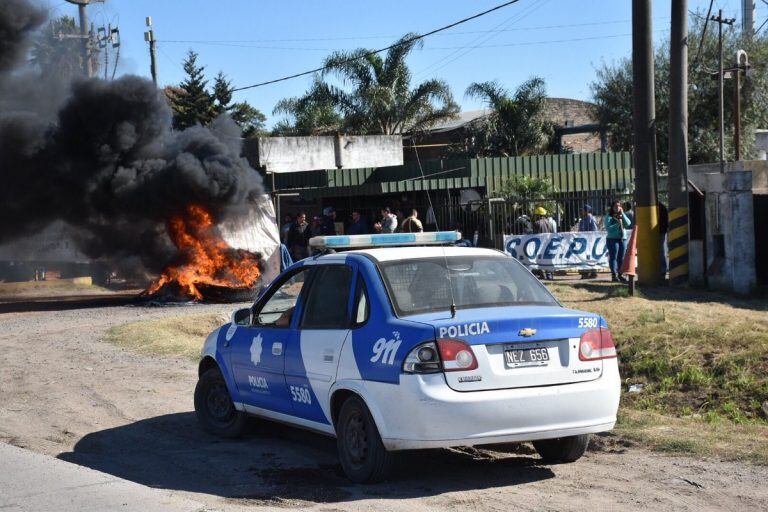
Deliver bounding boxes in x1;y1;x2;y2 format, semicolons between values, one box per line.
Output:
658;202;669;278
321;206;337;236
401;209;423;233
348;210;369;235
286;212;309;261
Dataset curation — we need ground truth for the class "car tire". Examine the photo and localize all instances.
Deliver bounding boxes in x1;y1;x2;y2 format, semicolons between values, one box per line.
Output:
533;434;590;463
194;367;249;438
336;395;394;483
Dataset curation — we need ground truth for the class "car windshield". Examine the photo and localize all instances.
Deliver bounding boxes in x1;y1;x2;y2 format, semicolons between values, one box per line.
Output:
380;256;558;316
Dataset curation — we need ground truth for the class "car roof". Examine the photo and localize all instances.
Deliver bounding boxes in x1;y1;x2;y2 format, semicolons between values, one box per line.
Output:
343;246;504;263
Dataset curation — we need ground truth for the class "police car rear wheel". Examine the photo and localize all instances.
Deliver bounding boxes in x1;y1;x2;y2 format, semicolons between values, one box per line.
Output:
533;434;590;463
194;367;248;438
336;396;393;483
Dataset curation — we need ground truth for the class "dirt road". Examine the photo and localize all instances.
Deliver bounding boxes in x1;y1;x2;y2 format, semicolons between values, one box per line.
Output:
1;304;766;512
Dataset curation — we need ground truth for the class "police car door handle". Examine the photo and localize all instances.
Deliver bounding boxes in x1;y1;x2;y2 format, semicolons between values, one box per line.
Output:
272;342;283;356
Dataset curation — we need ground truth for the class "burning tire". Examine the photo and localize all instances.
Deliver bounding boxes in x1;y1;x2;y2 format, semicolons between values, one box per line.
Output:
194;367;249;438
532;434;591;463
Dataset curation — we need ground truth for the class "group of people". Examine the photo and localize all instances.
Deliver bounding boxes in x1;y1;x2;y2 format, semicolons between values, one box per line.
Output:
280;207;424;261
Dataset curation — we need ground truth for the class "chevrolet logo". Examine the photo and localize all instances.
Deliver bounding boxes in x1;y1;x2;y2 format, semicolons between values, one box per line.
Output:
518;328;537;337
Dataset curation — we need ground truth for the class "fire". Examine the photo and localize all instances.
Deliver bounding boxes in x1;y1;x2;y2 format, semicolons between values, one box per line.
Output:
146;204;261;300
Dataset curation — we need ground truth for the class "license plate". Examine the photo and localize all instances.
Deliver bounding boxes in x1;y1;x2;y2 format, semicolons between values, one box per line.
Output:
505;347;550;366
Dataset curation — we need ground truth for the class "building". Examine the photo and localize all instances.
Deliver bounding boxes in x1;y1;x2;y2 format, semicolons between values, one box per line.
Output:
405;98;606;161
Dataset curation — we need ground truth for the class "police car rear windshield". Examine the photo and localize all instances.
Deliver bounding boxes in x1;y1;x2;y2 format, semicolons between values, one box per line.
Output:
380;256;557;316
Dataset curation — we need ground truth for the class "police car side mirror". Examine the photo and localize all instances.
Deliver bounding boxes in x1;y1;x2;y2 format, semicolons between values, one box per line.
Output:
231;308;252;326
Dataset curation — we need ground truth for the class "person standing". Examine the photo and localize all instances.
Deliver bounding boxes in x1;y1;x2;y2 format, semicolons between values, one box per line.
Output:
286;212;309;261
622;201;635;227
280;214;293;244
658;202;669;278
380;207;398;233
401;209;423;233
578;204;599;279
321;207;337;236
605;200;632;283
533;206;554;280
348;210;369;235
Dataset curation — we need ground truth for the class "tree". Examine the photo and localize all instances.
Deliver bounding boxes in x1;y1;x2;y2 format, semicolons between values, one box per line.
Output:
30;15;99;80
460;77;553;157
168;53;266;136
212;72;266;136
591;17;768;165
272;79;343;135
273;34;459;135
170;51;214;130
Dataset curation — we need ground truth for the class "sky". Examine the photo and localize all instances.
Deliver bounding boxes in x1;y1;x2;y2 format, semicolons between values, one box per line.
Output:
42;0;764;128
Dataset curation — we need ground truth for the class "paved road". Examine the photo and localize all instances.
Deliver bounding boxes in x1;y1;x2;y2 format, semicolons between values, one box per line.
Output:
0;442;206;512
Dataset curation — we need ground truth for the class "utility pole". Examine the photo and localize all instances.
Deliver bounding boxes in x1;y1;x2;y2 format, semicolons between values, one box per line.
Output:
632;0;661;285
710;10;736;172
742;0;755;36
65;0;105;78
668;0;690;286
65;0;93;77
144;17;158;86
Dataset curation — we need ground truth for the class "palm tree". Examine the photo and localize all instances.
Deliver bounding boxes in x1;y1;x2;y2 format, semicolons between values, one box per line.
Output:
273;34;459;135
463;77;552;157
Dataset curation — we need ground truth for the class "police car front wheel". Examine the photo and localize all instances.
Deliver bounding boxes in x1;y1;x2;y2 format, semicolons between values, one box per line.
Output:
194;367;249;438
336;396;394;483
532;434;590;463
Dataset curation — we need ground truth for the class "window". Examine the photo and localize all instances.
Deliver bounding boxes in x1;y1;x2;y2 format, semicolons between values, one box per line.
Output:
256;269;309;327
301;265;353;329
380;256;558;316
354;276;369;326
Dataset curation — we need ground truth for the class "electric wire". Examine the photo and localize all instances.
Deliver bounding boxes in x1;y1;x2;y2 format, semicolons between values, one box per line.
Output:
692;0;715;71
231;0;524;92
158;17;661;46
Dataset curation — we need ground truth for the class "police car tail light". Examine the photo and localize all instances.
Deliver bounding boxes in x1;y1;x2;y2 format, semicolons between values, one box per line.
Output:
579;328;617;361
437;339;478;372
403;342;441;374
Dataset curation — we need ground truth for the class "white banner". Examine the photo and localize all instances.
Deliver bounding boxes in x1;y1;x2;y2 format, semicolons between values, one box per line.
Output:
503;232;609;270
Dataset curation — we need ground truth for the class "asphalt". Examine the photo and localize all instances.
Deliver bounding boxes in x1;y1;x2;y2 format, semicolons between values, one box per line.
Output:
0;443;206;512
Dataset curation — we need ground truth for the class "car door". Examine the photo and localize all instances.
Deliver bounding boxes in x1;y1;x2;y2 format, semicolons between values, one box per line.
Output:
284;263;355;426
229;267;310;415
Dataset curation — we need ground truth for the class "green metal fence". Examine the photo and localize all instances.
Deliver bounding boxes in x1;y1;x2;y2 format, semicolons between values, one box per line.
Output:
270;151;634;197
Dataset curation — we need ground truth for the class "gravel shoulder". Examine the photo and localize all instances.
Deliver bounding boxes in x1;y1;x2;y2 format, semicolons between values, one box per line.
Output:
1;304;767;512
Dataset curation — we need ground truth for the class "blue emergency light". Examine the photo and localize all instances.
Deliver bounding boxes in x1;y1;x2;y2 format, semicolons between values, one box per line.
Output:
308;231;461;249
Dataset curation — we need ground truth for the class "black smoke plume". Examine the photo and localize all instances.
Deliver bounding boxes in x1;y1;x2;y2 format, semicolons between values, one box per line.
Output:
0;0;263;274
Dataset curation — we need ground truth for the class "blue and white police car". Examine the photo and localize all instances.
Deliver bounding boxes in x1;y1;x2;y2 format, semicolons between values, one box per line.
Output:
194;232;621;483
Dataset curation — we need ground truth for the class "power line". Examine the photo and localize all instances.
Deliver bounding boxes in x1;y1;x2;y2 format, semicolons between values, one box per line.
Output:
692;0;715;71
415;0;549;79
157;17;669;46
231;0;524;92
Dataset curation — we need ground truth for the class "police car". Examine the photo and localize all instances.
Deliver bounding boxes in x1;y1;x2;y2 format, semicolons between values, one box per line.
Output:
194;231;621;483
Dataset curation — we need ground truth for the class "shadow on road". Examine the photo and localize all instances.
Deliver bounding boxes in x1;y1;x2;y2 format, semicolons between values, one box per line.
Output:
58;412;555;505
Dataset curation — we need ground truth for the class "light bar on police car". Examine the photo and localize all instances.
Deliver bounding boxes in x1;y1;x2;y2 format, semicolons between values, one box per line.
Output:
308;231;461;249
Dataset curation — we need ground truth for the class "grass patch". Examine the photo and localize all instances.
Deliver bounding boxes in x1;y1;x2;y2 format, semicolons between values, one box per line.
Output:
616;409;768;463
548;282;768;422
104;313;228;361
549;281;768;462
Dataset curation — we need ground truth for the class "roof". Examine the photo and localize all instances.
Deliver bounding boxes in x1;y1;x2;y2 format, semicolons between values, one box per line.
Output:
348;246;502;263
423;109;492;133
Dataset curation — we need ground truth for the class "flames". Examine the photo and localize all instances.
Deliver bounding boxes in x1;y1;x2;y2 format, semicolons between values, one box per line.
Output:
145;204;261;300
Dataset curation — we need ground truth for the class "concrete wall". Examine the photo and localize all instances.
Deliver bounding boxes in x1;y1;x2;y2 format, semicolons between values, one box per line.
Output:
688;161;761;294
258;135;403;173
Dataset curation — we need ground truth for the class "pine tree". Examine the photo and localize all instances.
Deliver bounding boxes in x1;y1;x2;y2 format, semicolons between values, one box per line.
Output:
170;50;214;130
212;72;266;136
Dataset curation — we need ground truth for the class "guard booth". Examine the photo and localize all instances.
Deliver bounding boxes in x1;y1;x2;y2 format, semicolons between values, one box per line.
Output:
687;160;767;294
